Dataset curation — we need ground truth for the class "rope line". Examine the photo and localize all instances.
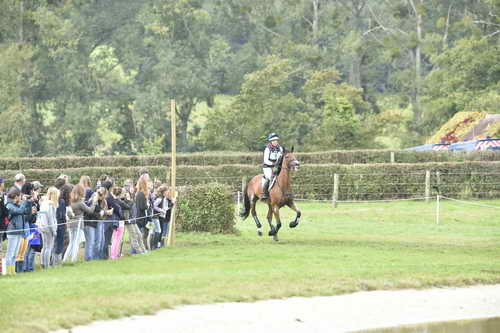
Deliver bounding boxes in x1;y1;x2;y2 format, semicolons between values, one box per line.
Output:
439;196;500;209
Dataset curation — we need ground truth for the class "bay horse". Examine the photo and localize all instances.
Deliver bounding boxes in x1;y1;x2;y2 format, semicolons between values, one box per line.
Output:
240;147;301;241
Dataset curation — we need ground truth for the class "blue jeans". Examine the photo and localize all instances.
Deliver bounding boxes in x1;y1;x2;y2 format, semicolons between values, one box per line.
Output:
95;222;105;260
6;235;22;266
102;222;114;259
160;220;170;237
24;246;36;272
83;225;97;261
54;224;66;255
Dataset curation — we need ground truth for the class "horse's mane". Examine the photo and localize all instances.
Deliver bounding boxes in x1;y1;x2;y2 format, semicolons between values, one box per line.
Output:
275;147;287;176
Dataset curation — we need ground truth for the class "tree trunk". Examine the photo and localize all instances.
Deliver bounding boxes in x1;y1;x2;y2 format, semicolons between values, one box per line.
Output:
176;100;194;152
19;0;24;43
349;54;362;89
312;0;320;44
409;0;423;124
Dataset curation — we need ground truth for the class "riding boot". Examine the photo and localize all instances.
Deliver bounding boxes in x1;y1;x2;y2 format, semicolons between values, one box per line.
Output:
262;179;270;199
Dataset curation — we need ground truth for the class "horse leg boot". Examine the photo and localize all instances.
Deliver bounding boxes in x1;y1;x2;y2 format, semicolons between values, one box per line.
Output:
288;202;302;228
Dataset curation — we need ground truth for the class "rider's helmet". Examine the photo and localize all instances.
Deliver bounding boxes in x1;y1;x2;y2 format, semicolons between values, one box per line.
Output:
267;133;280;142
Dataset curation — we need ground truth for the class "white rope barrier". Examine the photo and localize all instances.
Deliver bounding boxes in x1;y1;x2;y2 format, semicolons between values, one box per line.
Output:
439;195;500;209
295;197;429;203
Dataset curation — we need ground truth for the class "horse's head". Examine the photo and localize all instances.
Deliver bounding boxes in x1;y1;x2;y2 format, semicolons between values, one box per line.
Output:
282;146;300;171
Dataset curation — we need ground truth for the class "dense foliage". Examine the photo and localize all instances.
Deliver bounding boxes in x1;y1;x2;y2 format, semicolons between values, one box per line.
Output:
1;0;500;156
2;159;500;200
176;183;237;234
3;150;500;170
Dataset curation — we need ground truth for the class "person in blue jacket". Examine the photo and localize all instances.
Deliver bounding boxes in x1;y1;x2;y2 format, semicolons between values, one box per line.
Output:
5;188;32;275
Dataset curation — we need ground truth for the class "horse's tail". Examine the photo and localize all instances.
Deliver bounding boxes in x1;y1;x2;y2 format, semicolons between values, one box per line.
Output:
239;184;251;220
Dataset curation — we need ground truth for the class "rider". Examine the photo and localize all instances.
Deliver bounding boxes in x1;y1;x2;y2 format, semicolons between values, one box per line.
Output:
262;133;284;199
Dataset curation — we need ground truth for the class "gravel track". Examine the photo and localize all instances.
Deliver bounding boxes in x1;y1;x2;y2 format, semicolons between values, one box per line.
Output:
53;284;500;333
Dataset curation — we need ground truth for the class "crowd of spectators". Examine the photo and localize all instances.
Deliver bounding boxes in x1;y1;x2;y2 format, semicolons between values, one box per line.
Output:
0;169;175;275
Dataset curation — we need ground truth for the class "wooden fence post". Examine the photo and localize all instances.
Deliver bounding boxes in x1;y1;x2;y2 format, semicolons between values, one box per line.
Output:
333;173;339;208
425;170;431;203
167;99;177;247
390;151;395;163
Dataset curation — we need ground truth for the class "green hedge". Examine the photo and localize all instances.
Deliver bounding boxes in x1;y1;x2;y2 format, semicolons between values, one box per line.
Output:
176;183;237;234
2;150;500;169
1;162;500;200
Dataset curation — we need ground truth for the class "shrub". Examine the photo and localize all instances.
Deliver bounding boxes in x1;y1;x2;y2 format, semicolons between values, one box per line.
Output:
176;183;237;234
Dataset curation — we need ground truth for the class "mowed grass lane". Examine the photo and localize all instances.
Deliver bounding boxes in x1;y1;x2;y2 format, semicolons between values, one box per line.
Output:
2;200;500;333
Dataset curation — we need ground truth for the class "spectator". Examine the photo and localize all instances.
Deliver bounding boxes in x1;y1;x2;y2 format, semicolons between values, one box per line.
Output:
118;187;145;255
11;173;25;192
156;186;175;248
54;177;66;190
70;184;98;261
53;184;71;265
79;175;94;202
5;189;32;275
135;175;151;250
94;186;113;260
24;219;41;272
38;187;59;269
110;187;125;259
63;184;82;263
16;182;37;273
57;174;70;184
0;178;8;259
101;180;120;259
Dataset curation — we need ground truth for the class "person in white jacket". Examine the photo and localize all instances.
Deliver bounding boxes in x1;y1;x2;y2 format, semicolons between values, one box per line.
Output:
262;133;284;199
37;187;60;269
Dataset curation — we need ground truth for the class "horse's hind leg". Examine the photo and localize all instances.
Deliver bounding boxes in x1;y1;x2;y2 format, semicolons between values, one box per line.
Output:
250;196;263;236
287;201;301;228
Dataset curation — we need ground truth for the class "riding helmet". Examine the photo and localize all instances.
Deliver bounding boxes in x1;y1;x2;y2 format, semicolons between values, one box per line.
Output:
267;133;280;141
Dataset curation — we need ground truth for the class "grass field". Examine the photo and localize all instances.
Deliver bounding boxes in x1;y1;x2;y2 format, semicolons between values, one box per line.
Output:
2;199;500;333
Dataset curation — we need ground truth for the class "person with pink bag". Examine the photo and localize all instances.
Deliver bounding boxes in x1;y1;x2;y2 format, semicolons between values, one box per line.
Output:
110;187;125;259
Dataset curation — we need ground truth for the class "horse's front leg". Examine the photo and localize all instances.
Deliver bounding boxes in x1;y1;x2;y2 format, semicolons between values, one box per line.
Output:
251;196;263;236
267;204;277;239
272;206;282;242
287;201;301;228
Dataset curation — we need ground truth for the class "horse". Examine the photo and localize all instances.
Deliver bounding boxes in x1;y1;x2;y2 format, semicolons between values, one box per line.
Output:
240;147;301;241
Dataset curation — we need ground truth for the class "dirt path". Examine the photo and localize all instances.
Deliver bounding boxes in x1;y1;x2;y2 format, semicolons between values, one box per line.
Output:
53;284;500;333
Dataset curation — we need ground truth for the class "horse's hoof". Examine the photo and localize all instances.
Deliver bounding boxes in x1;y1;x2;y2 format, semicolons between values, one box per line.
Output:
273;235;279;242
257;229;263;236
268;229;276;236
289;221;298;228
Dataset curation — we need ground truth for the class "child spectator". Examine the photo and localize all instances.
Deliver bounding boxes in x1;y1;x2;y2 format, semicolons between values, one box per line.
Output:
24;219;42;272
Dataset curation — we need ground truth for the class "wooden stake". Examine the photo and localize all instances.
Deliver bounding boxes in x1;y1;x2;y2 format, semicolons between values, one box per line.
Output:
167;99;177;247
333;173;339;208
425;170;431;203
